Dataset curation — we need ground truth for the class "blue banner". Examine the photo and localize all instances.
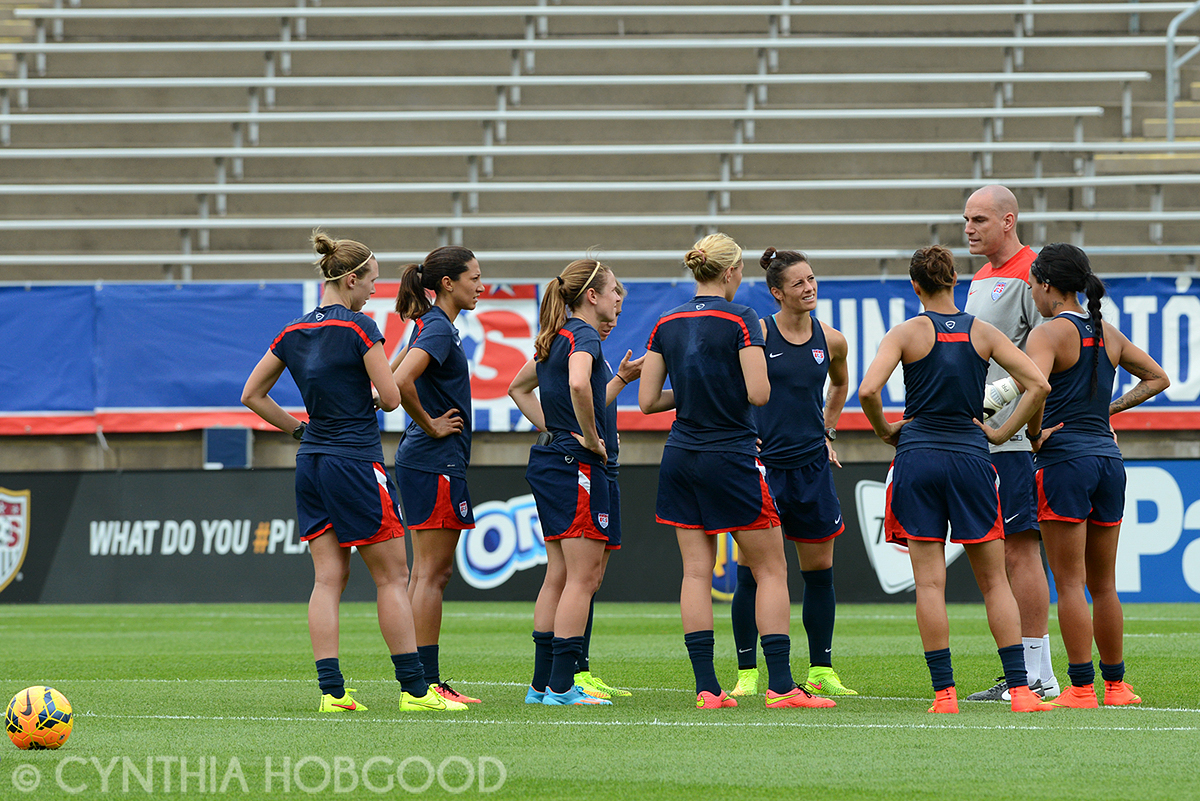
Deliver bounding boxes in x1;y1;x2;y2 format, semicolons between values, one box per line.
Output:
1;274;1197;434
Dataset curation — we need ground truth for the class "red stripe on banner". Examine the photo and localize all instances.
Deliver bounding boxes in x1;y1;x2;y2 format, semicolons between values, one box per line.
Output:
616;408;675;430
936;333;970;342
0;415;100;435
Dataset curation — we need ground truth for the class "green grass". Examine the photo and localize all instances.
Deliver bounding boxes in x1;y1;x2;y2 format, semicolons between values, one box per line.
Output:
1;602;1197;800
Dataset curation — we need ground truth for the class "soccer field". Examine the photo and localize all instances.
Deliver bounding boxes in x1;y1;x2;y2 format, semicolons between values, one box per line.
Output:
1;602;1196;801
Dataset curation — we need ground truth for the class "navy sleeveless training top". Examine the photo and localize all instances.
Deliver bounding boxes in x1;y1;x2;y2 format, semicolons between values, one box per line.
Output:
1035;312;1121;468
895;311;990;457
753;313;828;468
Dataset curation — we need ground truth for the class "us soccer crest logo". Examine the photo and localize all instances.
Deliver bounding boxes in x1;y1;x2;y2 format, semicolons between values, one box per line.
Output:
812;348;825;364
0;487;30;594
991;280;1008;301
459;501;469;519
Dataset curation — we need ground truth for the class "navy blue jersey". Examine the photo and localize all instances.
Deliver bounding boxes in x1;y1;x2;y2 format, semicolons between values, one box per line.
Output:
536;316;608;467
647;295;765;454
602;356;620;474
269;305;385;462
896;311;989;457
395;306;472;478
753;313;829;468
1035;312;1121;468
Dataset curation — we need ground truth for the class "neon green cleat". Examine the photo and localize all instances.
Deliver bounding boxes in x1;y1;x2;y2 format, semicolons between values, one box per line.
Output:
399;687;467;712
729;667;759;697
805;666;859;696
318;688;368;712
575;671;632;698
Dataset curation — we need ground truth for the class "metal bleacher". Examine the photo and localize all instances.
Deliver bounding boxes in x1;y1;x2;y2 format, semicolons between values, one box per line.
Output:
3;1;1200;281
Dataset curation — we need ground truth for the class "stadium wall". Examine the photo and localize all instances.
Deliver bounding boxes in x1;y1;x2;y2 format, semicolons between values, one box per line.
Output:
3;462;1199;606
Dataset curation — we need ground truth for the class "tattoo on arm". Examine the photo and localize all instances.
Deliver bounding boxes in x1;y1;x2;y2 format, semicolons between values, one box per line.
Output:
1110;363;1168;415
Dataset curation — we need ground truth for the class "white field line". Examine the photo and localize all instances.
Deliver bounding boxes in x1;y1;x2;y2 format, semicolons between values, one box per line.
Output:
73;711;1200;732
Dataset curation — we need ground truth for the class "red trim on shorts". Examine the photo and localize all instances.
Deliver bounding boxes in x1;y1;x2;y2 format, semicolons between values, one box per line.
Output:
408;474;475;531
882;462;917;545
786;520;845;544
545;462;608;542
1035;469;1086;524
301;522;334;542
656;515;704;530
605;542;621;551
1092;518;1123;527
735;460;782;532
337;463;406;548
936;333;970;343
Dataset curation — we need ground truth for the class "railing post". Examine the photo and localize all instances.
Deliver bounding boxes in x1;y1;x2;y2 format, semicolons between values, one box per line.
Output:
1150;184;1164;244
1165;2;1200;143
1122;81;1133;139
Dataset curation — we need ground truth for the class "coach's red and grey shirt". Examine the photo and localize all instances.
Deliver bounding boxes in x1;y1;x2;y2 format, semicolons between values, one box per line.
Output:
270;305;385;463
647;294;764;455
965;245;1041;452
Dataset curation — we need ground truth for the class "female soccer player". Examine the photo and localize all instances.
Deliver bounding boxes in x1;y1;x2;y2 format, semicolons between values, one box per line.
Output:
508;282;642;700
241;231;465;714
639;233;833;710
1024;243;1169;709
390;246;483;704
515;258;622;706
729;248;856;699
858;245;1050;714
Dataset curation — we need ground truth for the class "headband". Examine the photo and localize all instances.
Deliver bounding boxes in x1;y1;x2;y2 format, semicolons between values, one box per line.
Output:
571;263;603;304
325;252;374;283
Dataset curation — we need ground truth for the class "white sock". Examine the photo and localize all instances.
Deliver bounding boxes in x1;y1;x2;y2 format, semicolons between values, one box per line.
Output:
1022;637;1042;685
1041;634;1056;681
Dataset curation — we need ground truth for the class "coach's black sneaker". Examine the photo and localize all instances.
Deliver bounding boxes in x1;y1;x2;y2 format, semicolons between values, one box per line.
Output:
966;676;1010;701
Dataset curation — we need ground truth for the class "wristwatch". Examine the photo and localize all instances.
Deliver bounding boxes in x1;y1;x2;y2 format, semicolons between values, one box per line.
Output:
292;422;307;441
824;427;837;441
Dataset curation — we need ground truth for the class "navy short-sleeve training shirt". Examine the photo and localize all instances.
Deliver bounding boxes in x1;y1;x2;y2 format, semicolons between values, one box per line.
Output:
536;316;608;467
395;306;473;478
270;304;385;462
647;295;765;454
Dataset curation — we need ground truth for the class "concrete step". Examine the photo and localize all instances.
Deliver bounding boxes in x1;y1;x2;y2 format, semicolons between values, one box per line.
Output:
1095;149;1200;174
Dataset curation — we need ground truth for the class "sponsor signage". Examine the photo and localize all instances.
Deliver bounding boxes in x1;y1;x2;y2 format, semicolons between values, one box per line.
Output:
3;460;1199;604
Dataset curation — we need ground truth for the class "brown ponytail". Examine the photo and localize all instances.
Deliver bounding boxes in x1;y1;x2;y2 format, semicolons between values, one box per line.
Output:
533;259;611;361
394;245;475;320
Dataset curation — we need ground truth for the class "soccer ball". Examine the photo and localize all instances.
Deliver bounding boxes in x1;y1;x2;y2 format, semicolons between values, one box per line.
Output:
5;686;73;750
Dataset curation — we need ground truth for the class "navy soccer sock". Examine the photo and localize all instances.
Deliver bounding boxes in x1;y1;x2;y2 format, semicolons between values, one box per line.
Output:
417;644;440;686
1099;660;1125;683
531;630;554;693
1068;660;1096;688
391;652;429;697
801;567;836;667
760;633;795;694
315;657;344;697
730;565;759;669
549;636;584;694
684;630;721;696
577;597;595;674
998;644;1028;690
924;648;954;692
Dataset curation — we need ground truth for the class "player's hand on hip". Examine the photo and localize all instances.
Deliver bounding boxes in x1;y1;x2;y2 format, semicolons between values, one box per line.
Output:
429;409;465;438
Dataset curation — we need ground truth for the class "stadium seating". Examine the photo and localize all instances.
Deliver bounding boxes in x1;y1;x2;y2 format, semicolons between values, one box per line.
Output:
2;1;1200;281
